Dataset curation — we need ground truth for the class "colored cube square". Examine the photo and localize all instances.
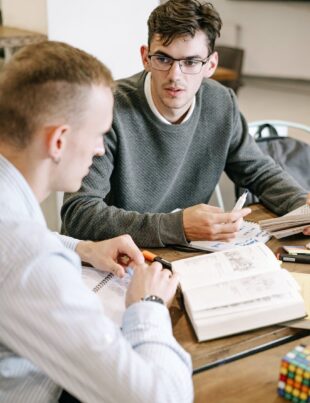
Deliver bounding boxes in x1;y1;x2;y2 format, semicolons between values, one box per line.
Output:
278;344;310;402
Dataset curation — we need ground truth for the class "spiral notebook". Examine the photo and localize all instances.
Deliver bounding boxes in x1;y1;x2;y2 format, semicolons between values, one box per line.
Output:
82;266;130;326
189;221;270;252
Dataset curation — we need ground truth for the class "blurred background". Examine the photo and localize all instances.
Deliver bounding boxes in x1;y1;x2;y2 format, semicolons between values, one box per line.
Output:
1;0;309;227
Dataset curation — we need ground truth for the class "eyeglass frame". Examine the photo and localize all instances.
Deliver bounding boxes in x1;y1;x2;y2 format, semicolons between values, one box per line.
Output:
147;53;212;75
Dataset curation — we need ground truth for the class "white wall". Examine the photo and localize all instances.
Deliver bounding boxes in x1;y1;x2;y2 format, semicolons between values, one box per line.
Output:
2;0;47;33
45;0;158;229
1;0;159;230
212;0;310;80
47;0;158;80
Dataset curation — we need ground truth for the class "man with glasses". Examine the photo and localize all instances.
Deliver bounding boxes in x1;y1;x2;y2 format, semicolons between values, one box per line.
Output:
62;0;309;247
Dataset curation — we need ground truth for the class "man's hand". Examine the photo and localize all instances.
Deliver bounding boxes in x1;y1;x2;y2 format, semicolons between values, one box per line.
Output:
76;235;144;278
126;262;179;308
183;204;252;241
303;193;310;236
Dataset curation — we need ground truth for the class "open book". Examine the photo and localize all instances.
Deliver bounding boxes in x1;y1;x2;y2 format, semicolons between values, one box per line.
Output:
189;220;270;252
82;266;130;326
259;204;310;239
172;243;305;342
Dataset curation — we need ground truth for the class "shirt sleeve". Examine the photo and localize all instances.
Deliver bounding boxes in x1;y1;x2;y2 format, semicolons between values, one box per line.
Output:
0;227;193;403
54;232;80;251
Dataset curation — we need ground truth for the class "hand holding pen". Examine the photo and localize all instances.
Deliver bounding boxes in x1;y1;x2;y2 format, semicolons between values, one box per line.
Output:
142;250;173;271
183;195;251;242
125;259;178;308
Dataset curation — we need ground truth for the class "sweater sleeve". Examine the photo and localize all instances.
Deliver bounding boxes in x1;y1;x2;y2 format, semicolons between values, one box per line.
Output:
224;89;307;215
61;128;188;247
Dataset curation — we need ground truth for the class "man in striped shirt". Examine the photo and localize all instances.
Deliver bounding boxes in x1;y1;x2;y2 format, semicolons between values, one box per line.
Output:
0;41;193;402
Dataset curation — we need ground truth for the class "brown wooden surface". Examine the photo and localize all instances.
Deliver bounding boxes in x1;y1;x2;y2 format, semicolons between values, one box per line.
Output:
194;335;310;403
150;204;310;372
0;26;47;48
212;66;238;82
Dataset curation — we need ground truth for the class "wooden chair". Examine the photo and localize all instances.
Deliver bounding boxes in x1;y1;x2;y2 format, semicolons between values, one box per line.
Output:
215;45;244;94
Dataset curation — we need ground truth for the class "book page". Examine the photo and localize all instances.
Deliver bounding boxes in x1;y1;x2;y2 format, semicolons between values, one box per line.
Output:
286;204;310;216
184;270;297;312
192;290;302;321
173;243;280;291
189;221;270;252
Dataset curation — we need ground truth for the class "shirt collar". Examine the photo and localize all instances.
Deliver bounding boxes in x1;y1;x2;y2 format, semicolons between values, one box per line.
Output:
0;154;46;225
144;72;195;125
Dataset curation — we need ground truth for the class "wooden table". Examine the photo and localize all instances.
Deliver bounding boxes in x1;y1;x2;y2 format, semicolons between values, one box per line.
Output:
212;66;238;82
150;204;310;375
0;26;47;60
194;335;310;403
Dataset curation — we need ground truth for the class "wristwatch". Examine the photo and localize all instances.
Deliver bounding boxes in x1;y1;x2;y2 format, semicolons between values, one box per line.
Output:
141;295;165;305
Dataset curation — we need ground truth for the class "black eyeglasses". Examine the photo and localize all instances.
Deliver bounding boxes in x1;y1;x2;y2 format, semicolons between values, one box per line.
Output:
148;54;211;75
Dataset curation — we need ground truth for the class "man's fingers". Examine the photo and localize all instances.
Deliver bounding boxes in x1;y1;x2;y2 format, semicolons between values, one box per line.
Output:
202;208;250;225
108;262;126;278
116;235;145;265
200;204;223;213
207;231;239;241
303;227;310;236
219;208;251;223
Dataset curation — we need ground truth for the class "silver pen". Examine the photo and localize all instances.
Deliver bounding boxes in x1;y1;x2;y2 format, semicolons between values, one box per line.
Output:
232;190;248;211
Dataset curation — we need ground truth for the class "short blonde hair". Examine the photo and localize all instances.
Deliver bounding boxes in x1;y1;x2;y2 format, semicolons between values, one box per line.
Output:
0;41;114;148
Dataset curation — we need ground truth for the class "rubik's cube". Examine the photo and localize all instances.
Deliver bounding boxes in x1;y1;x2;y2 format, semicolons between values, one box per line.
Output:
278;344;310;402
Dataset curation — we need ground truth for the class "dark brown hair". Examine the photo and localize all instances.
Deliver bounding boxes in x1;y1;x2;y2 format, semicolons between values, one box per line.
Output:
0;41;114;148
148;0;222;54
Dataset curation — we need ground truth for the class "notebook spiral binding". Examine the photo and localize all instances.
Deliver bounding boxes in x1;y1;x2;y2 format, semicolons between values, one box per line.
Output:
92;273;114;293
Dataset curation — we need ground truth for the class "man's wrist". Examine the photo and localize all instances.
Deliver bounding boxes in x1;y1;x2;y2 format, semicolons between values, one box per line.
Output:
75;240;93;264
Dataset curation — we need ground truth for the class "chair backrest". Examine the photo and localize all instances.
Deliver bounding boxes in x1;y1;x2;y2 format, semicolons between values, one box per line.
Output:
215;46;244;93
249;120;310;138
235;119;310;205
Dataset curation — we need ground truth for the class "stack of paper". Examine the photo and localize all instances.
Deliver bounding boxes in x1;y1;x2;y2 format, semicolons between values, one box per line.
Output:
172;243;305;342
259;205;310;239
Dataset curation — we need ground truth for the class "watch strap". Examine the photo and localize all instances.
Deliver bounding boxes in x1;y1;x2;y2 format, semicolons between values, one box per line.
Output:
141;295;165;305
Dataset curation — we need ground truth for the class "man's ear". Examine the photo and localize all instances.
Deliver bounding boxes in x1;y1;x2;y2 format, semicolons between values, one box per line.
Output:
45;124;71;164
140;45;151;72
204;51;219;78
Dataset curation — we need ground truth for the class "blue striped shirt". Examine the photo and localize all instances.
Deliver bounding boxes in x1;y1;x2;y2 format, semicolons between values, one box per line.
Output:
0;155;193;403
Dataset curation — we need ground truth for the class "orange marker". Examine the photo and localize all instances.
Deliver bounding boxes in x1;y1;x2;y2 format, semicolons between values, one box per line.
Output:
142;250;172;271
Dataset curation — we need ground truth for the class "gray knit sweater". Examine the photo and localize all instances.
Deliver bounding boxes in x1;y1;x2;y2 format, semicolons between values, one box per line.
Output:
61;71;307;247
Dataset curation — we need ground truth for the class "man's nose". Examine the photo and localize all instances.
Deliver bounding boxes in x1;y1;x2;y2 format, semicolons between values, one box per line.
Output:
167;60;183;79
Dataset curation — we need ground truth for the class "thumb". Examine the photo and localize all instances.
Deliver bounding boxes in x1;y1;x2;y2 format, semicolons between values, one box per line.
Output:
106;261;126;278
